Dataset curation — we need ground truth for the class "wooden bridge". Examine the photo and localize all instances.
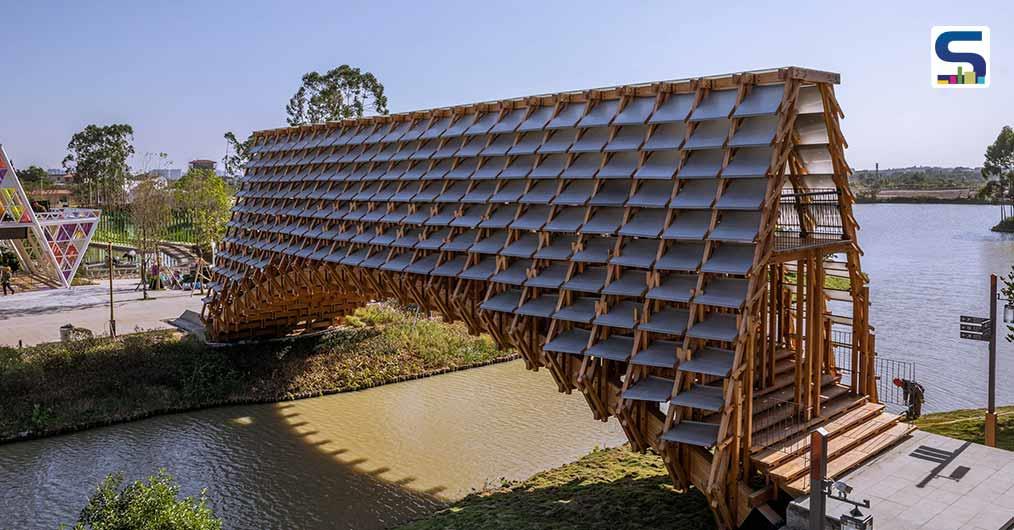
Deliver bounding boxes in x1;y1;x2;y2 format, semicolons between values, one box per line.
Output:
203;66;913;528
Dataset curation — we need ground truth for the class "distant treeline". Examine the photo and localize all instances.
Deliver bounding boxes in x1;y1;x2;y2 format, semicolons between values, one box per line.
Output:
850;166;983;190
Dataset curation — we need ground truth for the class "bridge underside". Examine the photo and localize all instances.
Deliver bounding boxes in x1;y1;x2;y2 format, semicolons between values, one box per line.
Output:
204;68;913;528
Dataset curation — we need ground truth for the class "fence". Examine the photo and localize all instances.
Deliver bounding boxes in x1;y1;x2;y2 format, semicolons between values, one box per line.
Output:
94;208;201;245
831;328;917;411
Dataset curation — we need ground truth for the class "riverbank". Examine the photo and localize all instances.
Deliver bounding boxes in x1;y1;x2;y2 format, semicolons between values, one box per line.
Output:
914;405;1014;450
398;445;715;530
0;303;515;443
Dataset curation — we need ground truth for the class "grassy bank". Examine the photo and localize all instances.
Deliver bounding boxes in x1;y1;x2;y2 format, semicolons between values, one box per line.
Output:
914;405;1014;451
398;446;715;530
0;303;514;442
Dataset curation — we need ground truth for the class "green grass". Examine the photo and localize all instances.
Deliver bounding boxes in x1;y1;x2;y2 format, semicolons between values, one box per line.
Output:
783;271;851;291
398;446;715;530
914;406;1014;451
0;303;511;441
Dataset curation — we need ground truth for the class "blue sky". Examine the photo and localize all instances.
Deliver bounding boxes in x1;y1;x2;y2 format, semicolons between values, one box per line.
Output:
0;0;1010;172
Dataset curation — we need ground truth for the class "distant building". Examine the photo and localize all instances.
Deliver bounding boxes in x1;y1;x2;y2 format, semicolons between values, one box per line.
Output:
46;168;74;186
189;159;216;171
150;168;183;181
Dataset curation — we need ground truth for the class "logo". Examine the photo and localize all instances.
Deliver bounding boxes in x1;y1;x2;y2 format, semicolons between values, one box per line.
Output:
931;26;990;88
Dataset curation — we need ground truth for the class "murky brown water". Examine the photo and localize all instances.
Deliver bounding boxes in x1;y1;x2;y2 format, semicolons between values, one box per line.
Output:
0;361;625;529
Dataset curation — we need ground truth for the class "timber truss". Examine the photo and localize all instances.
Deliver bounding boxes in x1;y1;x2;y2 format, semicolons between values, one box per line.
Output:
204;67;913;528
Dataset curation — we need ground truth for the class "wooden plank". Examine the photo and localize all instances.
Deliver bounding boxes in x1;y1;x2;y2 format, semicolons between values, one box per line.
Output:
753;402;885;469
767;411;900;482
785;422;916;494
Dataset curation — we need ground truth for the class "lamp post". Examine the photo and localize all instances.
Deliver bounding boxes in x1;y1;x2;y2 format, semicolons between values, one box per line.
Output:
958;273;1012;448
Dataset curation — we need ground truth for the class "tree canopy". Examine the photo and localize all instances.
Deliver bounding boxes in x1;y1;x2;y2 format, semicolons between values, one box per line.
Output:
173;168;234;256
222;131;253;180
285;65;388;125
17;165;49;184
72;470;221;530
63;124;135;207
982;126;1014;221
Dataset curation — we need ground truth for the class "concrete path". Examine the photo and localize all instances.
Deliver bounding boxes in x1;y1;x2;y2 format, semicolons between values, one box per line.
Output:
788;429;1014;529
0;279;204;346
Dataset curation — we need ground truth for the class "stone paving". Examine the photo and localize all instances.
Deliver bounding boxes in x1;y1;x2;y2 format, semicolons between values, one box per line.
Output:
0;279;204;346
789;429;1014;529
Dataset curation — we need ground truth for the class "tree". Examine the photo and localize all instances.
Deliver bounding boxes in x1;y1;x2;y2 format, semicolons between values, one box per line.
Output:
982;126;1014;222
131;176;172;297
285;65;388;125
222;131;253;180
72;470;221;530
63;124;135;207
18;165;49;184
1002;265;1014;343
173;168;234;258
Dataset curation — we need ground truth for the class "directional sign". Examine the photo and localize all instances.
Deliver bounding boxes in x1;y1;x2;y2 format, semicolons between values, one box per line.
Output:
961;323;991;333
961;331;991;342
961;315;990;324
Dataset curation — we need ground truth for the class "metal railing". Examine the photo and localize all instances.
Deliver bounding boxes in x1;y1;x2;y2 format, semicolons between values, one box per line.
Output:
775;188;846;250
832;329;918;411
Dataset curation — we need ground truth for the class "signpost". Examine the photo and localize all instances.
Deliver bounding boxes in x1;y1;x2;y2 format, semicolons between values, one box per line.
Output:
957;275;999;447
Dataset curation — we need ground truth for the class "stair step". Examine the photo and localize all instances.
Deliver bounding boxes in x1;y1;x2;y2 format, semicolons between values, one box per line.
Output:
661;421;720;448
769;411;903;484
753;402;885;470
669;384;725;412
680;347;734;377
750;391;865;451
622;375;673;403
785;421;916;494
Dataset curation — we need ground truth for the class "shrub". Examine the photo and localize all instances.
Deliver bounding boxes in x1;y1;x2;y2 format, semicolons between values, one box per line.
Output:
70;470;221;530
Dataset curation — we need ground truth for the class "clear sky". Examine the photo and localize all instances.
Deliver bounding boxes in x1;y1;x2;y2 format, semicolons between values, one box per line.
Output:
0;0;1010;172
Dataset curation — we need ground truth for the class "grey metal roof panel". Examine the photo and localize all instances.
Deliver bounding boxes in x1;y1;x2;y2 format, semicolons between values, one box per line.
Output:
464;111;500;136
553;296;599;324
695;278;748;309
609;238;659;269
598;152;639;179
672;180;719;209
635;150;680;179
613;96;656;126
525;262;569;288
446;158;479;180
539;128;577;154
510;204;551;230
425;206;457;226
619;208;666;238
644;122;685;151
456;136;487;158
521;180;560;204
690;89;738;121
442;113;477;137
591;179;631;206
543;329;592;355
410;140;439;160
474;157;507;180
481;134;515;157
733;84;784;117
628;181;673;208
515;293;560;318
586;335;634;361
546;102;585;129
509;132;543;155
450;205;485;228
602;270;648;297
405;253;441;275
796;85;825;115
631;339;679;368
663;210;711;240
572;237;615;263
577;99;620;128
683;119;731;150
554;180;596;206
562;153;602;179
479;205;516;228
656;242;705;271
729;116;778;148
434;137;463;158
545;207;587;233
681;347;734;377
679;150;724;178
415;228;451;250
441;229;478;251
701;244;754;275
480;288;523;313
687;313;738;342
501;155;536;179
606;125;648;152
647;273;696;303
639;307;690;335
462;181;498;204
649;93;694;124
492;180;528;203
430;255;467;277
582;207;625;235
716;179;767;210
380;252;415;272
563;266;607;293
529;154;567;179
795;114;830;145
489;108;527;134
709;211;761;243
798;145;834;175
392;228;423;248
669;384;725;412
490;259;532;285
534;235;577;260
570;127;610;153
593;300;641;330
516;105;555;132
723;147;772;178
460;258;498;280
381;121;412;142
622;375;673;402
661;421;719;448
436;181;471;202
501;234;539;258
469;230;508;254
420;116;453;140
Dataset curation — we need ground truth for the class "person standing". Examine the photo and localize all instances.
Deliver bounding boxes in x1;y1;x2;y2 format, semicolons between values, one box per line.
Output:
1;265;13;295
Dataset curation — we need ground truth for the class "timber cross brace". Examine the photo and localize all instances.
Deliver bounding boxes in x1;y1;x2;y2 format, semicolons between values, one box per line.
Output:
204;67;912;528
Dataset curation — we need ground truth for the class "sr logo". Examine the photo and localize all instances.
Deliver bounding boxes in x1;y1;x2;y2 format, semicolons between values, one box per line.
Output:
931;26;990;88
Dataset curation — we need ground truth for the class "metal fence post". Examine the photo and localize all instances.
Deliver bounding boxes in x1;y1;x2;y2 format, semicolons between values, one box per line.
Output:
809;427;829;530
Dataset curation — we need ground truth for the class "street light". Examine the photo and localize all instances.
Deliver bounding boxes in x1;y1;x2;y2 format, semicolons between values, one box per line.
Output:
1003;300;1014;324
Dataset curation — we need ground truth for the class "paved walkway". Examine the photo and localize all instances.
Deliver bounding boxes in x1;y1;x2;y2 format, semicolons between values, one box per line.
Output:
0;279;204;346
789;430;1014;529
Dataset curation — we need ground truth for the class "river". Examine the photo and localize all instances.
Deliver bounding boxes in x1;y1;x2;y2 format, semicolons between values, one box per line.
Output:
0;203;1012;529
